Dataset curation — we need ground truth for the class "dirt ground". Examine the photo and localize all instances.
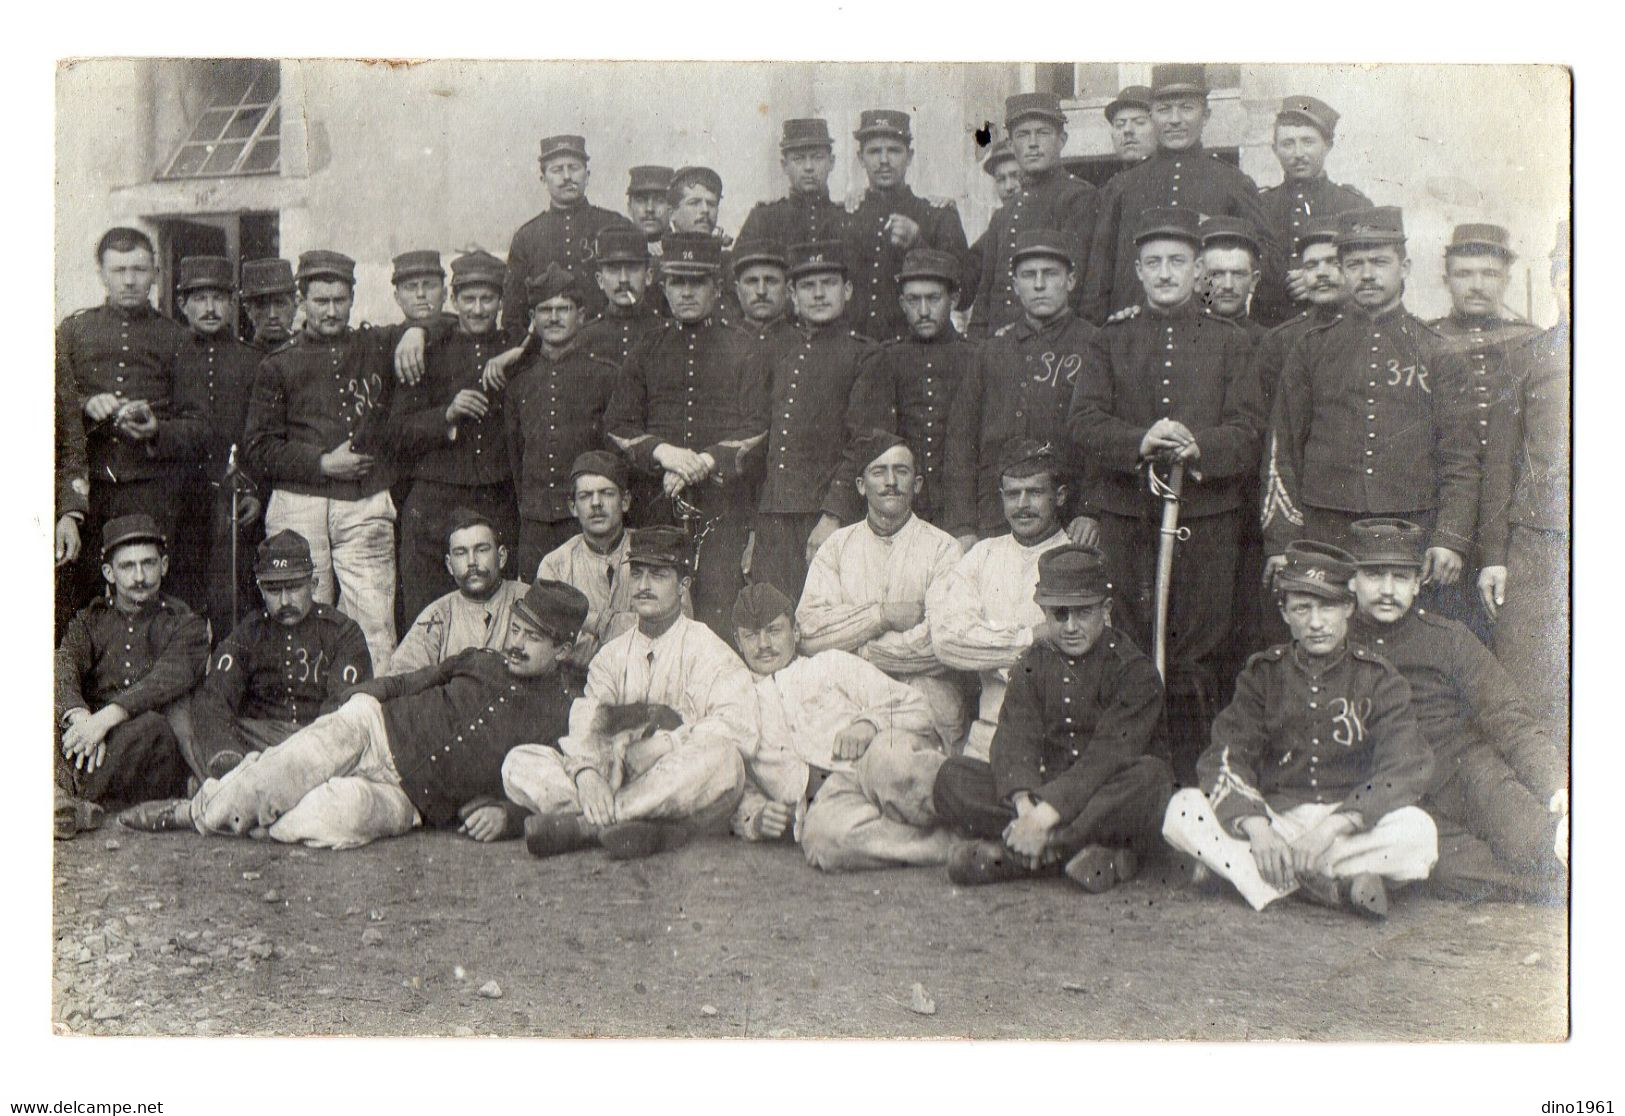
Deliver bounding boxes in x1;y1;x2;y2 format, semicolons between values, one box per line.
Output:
51;828;1568;1040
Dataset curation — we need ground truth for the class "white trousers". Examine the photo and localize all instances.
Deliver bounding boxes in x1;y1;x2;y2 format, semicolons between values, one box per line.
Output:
1162;787;1438;911
903;673;969;755
190;694;421;849
501;738;745;829
266;488;398;674
800;730;956;872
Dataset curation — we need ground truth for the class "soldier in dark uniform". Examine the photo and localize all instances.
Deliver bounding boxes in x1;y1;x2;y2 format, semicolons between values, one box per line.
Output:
843;109;970;343
626;164;675;247
168;255;265;629
834;247;975;527
1068;208;1264;780
737;119;850;249
54;515;209;838
180;530;372;782
1262;207;1479;621
961;140;1022;326
932;545;1172;890
55;359;90;632
240;258;299;352
968;93;1098;338
945;229;1098;548
1163;541;1438;918
1254;96;1371;327
503;266;621;576
1083;65;1277;326
751;241;878;600
727;238;794;342
1345;519;1566;900
1251;217;1346;420
57;226;198;612
503;134;632;341
387;251;518;622
604;233;767;635
1197;216;1267;345
1105;85;1156;168
579;226;665;367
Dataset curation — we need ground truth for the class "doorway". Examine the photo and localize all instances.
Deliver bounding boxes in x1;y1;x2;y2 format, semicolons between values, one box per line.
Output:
154;211;280;339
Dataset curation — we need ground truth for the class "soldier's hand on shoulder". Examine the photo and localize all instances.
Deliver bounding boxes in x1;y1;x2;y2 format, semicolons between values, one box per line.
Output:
1105;305;1142;326
1065;516;1100;548
956;533;979;555
885;214;922;250
481;346;526;392
394;327;426;385
1421;546;1464;587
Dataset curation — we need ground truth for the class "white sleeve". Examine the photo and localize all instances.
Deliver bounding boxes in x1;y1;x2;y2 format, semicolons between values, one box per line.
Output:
796;534;887;654
928;547;1034;672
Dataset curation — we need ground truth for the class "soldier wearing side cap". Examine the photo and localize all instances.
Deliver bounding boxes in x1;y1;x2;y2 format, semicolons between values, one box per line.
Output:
179;529;371;782
962;139;1023;305
1255;96;1371;327
945;228;1099;548
844;109;970;343
626;164;675;246
1068;207;1265;779
240;258;300;353
1106;86;1156;168
1262;207;1479;623
737;119;851;249
1198;216;1268;345
503;133;634;341
386;250;519;622
968;93;1099;338
578;227;665;366
1344;519;1566;900
932;544;1172;892
502;265;622;575
726;238;794;343
54;515;209;838
1083;65;1278;326
752;241;879;601
604;233;768;635
1163;541;1438;919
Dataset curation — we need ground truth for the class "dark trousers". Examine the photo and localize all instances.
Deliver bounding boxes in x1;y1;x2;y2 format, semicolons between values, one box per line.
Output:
73;479;180;617
1493;525;1570;746
55;710;189;808
1425;747;1566;902
932;754;1173;855
517;517;583;584
750;511;821;603
399;480;518;622
636;489;753;641
171;483;264;635
170;693;300;782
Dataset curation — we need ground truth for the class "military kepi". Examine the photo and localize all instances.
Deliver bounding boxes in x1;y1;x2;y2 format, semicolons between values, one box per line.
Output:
854;109;911;142
526;263;582;309
255;529;315;584
1005;92;1066;128
1447;223;1515;258
1134;207;1202;247
450;250;505;290
1009;228;1075;269
1105;85;1153;121
1199;215;1261;256
391;250;444;284
787;240;848;279
512;579;590;643
627;165;674;195
539;134;589;164
1273;540;1357;600
101;513;166;560
1151;63;1208;98
1336;206;1406;247
568;449;629;492
1034;545;1112;607
780;118;834;151
981;139;1017;175
240;257;296;298
294;250;356;285
896;247;961;289
177;255;234;294
628;527;695;573
731;239;787;273
1348;518;1427;568
595;226;652;266
660;232;723;274
998;436;1061;479
1277;95;1341;140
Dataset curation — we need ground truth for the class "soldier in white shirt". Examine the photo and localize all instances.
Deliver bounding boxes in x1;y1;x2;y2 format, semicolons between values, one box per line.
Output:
504;527;755;860
731;583;956;870
387;510;527;676
796;432;967;748
928;438;1074;760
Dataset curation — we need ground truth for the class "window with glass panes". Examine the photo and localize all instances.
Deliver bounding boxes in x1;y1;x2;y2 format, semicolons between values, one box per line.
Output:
159;60;281;179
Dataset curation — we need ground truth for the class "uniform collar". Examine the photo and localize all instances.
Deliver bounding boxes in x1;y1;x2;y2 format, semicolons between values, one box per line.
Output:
1016;308;1078;338
1287;173;1330;192
1154;143;1205;161
1447;310;1510;331
103;300;159;320
1289;641;1348;677
910;325;961;346
865;183;915;202
1351;607;1418;642
540;337;584;362
1149;298;1202;322
792;188;834;207
799;318;849;341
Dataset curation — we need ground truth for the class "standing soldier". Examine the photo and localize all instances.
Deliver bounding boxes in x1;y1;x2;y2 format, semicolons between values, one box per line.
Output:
945;229;1097;549
1068;208;1264;779
667;166;727;241
390;250;448;326
968;93;1098;338
243;250;403;674
1105;85;1156;169
752;241;878;600
1254;96;1370;327
605;233;768;634
727;239;794;342
240;258;299;353
962;140;1023;324
844;109;970;343
1083;65;1276;326
503;133;631;340
579;227;665;367
626;165;675;249
1263;207;1478;617
388;250;517;621
169;255;264;628
1198;216;1267;345
55;357;90;632
738;119;850;248
1251;217;1346;420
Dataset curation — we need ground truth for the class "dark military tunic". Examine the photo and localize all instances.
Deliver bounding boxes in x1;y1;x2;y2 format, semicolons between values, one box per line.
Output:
756;321;878;516
845;186;970;342
1427;313;1540;463
1253;174;1370;326
1263;305;1478;556
504;341;620;526
968;167;1097;338
55;594;210;721
163;330;262;485
943;310;1097;538
579;304;666;368
347;648;576;826
192;603;372;752
55;366;89;522
502;201;632;341
737;190;850;253
1198;641;1433;834
390;328;513;488
1083;146;1277;325
1251;305;1344;421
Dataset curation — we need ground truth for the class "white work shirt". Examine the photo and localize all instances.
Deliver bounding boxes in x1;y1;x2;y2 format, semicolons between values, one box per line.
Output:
386;580;526;676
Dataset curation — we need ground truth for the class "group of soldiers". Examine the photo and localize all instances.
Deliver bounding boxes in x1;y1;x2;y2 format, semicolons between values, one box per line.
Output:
55;63;1570;919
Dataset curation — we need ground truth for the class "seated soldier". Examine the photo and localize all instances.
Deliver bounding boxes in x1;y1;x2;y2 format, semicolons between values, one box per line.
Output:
181;530;371;782
55;515;210;838
505;527;755;861
389;510;527;676
927;438;1073;761
731;583;956;871
933;546;1172;891
537;450;691;670
1163;541;1439;919
796;432;966;749
1345;518;1567;899
118;580;587;849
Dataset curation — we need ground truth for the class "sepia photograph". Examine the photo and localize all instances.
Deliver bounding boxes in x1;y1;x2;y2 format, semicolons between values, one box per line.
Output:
30;27;1592;1101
